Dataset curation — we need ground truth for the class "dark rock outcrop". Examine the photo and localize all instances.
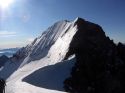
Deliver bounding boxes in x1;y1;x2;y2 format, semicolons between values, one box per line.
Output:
0;55;9;68
64;18;125;93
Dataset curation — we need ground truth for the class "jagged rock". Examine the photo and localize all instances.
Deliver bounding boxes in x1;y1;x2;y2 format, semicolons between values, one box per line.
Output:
64;18;125;93
117;42;125;61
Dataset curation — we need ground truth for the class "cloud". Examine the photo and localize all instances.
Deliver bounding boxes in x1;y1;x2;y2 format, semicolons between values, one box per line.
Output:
0;31;17;37
27;38;34;42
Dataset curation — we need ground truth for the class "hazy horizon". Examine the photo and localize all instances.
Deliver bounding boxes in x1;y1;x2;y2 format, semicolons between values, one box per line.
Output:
0;0;125;48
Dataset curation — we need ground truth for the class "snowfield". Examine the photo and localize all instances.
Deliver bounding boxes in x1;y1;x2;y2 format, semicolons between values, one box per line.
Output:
0;18;80;93
5;57;75;93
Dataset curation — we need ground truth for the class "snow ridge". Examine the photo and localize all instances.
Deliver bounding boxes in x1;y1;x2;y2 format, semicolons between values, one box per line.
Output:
0;18;79;93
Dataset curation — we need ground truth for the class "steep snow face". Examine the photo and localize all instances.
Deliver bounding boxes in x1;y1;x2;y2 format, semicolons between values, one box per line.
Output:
19;20;77;67
0;19;78;79
17;20;76;66
0;18;79;93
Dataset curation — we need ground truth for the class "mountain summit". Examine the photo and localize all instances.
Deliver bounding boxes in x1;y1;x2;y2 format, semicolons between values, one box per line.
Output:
64;18;125;93
0;18;125;93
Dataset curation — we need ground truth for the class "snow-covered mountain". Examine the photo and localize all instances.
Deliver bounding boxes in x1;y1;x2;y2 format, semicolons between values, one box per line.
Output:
0;18;80;93
1;17;124;93
0;48;19;57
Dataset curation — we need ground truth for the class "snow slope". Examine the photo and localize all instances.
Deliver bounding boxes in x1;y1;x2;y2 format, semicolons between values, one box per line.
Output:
0;18;80;93
5;57;75;93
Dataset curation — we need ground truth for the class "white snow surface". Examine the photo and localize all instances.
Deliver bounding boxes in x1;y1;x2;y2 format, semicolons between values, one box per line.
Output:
0;18;79;93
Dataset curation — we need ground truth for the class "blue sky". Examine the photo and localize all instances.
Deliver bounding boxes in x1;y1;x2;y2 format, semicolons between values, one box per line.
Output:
0;0;125;48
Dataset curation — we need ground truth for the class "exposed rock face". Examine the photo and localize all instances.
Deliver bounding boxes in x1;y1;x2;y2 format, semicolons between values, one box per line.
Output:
0;55;9;68
117;42;125;61
64;18;125;93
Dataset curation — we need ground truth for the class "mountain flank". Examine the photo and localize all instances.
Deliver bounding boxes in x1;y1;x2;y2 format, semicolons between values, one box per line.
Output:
64;18;125;93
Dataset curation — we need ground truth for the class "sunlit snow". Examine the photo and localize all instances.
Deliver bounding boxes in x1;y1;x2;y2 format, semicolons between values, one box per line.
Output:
0;18;79;93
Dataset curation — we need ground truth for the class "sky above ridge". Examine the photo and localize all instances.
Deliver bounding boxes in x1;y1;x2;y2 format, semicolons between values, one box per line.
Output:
0;0;125;48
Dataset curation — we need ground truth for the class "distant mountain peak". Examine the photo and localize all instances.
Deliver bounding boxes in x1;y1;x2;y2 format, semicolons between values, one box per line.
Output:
0;55;8;59
0;55;9;68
